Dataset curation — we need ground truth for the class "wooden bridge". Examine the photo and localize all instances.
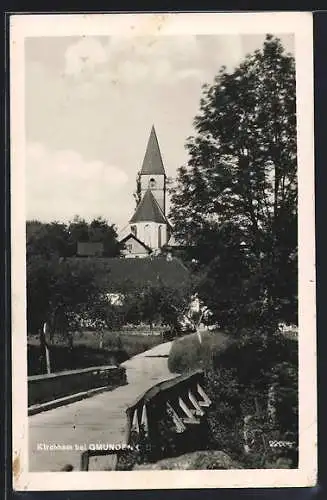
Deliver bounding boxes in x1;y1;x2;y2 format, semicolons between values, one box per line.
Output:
80;369;212;470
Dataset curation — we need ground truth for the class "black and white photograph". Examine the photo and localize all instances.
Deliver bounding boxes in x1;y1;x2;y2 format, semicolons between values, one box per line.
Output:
10;12;316;490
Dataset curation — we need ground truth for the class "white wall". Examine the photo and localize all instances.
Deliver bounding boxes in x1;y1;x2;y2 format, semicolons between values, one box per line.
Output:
132;221;168;249
121;234;151;258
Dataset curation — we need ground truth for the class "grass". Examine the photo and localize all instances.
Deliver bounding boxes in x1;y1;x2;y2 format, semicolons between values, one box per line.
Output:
28;329;165;376
168;327;298;375
168;329;230;374
102;332;164;357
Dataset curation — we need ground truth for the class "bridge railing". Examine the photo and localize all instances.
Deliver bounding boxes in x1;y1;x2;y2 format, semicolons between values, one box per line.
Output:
80;369;212;470
28;365;126;409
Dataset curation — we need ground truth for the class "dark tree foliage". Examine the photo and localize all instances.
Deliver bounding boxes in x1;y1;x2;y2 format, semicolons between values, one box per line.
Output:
27;255;108;337
169;35;297;330
110;280;192;331
26;215;123;342
133;172;142;207
68;215;89;244
27;217;121;339
26;220;72;258
204;335;298;467
88;216;122;257
27;215;122;259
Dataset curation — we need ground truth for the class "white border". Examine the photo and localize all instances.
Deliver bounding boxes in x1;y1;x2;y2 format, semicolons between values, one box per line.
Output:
10;12;317;491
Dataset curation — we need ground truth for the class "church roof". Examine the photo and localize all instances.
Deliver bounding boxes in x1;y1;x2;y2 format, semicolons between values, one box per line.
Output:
140;126;166;175
129;189;168;224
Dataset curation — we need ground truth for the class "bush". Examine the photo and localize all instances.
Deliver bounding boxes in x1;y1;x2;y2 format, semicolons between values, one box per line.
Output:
204;367;245;459
103;332;123;351
168;330;298;468
203;334;298;468
168;330;229;373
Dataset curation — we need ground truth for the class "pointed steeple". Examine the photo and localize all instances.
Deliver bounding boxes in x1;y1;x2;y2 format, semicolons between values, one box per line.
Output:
140;126;165;175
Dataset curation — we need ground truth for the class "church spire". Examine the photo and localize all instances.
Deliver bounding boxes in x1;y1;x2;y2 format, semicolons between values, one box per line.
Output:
140;125;166;175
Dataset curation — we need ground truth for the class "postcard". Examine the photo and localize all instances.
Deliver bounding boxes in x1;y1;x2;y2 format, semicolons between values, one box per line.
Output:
10;11;316;490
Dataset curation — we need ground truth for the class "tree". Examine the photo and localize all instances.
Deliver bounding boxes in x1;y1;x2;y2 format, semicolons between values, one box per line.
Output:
133;171;142;207
137;281;192;332
27;255;109;370
169;35;297;330
27;220;72;259
196;223;262;331
157;281;193;330
27;215;122;259
88;216;122;257
68;215;89;244
109;280;193;333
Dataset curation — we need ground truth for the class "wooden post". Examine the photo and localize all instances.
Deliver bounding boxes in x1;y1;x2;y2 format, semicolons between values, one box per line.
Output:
196;383;212;407
141;405;149;436
267;384;277;426
40;321;51;374
43;321;51;374
243;415;253;454
80;451;90;471
166;401;186;433
196;310;205;344
131;408;140;434
99;330;104;349
45;345;51;374
178;397;200;424
188;390;205;417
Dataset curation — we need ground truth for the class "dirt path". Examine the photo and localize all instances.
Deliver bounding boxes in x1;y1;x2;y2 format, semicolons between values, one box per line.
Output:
28;341;176;472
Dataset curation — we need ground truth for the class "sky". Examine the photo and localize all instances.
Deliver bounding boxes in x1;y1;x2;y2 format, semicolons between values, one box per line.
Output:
25;33;294;231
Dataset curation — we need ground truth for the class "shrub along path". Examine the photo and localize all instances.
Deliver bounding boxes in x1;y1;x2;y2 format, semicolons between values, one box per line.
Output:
28;341;176;472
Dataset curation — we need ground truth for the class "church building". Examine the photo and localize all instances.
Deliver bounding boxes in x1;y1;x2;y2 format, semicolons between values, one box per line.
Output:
119;126;172;258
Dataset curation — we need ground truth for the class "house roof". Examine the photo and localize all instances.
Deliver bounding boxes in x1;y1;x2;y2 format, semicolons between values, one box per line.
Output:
71;256;191;289
77;241;104;257
129;189;168;224
120;233;152;253
140;126;166;175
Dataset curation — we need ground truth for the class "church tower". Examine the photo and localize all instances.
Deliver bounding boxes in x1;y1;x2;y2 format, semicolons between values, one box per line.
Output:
139;125;166;214
119;126;171;258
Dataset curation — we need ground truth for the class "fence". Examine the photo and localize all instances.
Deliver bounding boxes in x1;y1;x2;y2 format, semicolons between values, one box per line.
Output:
80;369;212;470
